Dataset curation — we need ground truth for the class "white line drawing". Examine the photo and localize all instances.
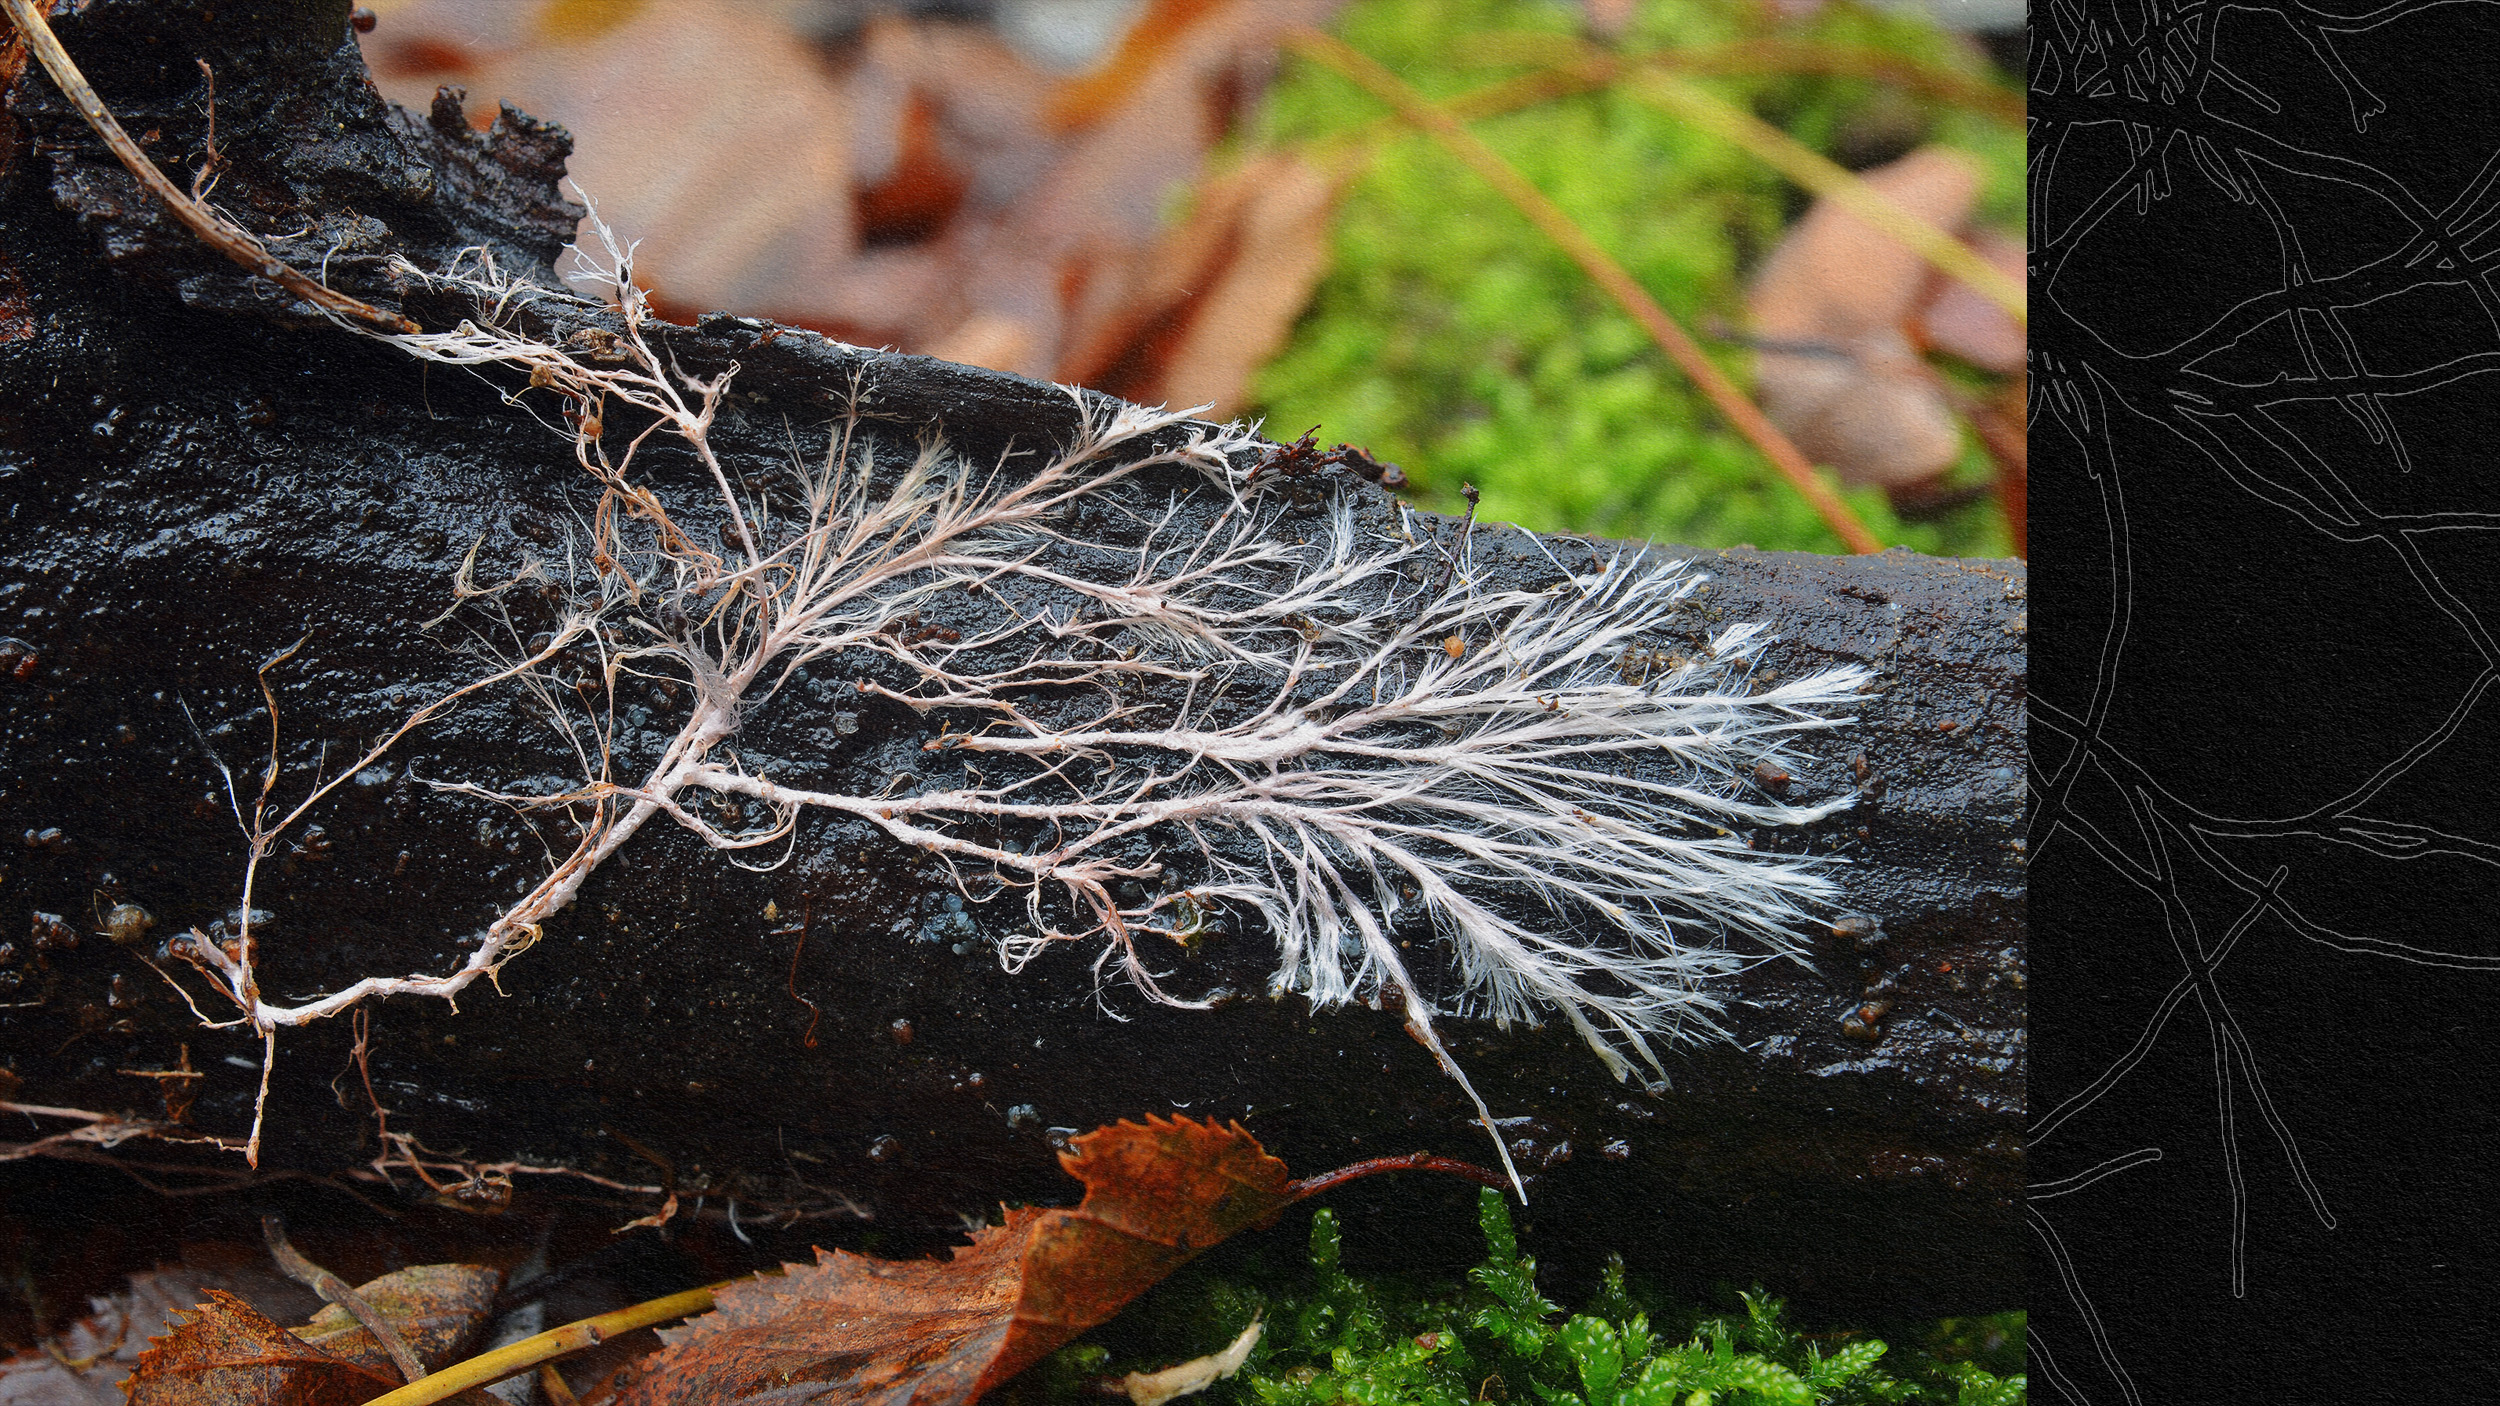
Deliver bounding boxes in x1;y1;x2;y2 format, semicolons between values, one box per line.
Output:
2035;0;2500;1394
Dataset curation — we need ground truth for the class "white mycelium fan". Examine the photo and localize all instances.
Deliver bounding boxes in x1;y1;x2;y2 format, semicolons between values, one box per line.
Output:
171;212;1870;1190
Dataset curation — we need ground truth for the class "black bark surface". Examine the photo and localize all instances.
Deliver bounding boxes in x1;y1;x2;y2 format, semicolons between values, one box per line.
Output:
0;1;2022;1319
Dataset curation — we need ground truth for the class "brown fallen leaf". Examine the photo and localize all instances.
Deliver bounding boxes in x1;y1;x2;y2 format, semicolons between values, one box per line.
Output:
999;0;1339;383
1747;146;1980;489
360;0;1339;384
3;1255;507;1406
611;1116;1303;1406
120;1291;400;1406
363;0;859;318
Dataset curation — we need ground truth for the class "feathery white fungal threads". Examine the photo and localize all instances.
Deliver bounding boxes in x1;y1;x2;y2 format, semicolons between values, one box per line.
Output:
170;207;1870;1190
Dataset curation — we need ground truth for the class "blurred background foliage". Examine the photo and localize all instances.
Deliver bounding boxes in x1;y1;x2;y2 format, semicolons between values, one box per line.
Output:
1252;0;2023;557
360;0;2024;559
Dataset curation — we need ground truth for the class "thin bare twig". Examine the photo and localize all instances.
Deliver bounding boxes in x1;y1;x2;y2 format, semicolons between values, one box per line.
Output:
263;1215;431;1384
1285;28;1885;555
1285;1149;1508;1199
779;896;823;1049
0;0;419;333
189;58;223;201
1953;374;2028;556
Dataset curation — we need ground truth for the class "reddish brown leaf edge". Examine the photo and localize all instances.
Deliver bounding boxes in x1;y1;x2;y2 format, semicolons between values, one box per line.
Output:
362;1119;1502;1406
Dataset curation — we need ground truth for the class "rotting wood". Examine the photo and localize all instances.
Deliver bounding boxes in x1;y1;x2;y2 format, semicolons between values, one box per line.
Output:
0;0;2020;1320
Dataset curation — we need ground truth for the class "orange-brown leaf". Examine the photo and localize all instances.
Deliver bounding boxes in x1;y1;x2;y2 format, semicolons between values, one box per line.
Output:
358;0;1343;376
978;1114;1295;1392
610;1215;1028;1406
616;1116;1295;1406
122;1291;400;1406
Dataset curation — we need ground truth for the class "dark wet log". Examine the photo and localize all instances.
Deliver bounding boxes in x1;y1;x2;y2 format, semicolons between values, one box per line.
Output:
0;1;2021;1319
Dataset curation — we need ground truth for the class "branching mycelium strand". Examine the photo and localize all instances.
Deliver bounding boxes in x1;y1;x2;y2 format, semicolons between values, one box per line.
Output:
168;209;1870;1191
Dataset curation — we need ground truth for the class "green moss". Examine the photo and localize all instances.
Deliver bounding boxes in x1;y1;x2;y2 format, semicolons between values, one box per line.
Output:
1018;1190;2023;1406
1244;0;2022;558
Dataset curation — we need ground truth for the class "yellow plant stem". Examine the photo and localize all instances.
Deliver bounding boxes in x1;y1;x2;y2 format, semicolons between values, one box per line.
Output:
359;1284;722;1406
1437;32;2024;326
1446;35;2026;126
1321;42;2017;180
1669;38;2024;123
1285;29;1885;555
1628;69;2025;327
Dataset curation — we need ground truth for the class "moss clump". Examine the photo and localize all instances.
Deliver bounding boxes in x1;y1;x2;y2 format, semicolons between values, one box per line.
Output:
1028;1189;2022;1406
1248;0;2022;558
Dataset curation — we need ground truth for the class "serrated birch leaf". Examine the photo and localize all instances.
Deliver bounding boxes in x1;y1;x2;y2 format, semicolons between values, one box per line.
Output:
121;1291;401;1406
613;1116;1296;1406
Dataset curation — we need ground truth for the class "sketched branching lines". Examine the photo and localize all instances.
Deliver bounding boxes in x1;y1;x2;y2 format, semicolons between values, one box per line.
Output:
2034;0;2500;1397
2029;1145;2160;1406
